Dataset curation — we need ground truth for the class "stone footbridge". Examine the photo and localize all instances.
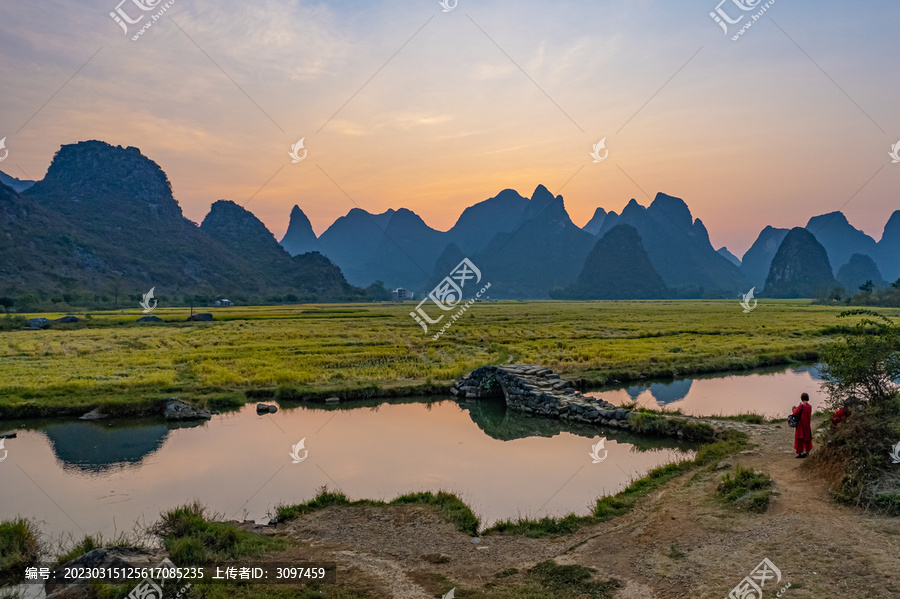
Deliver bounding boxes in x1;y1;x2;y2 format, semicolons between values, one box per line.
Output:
451;364;634;429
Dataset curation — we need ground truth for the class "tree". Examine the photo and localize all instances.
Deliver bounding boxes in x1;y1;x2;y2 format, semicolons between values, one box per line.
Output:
0;297;14;313
859;280;875;294
819;310;900;408
892;278;900;290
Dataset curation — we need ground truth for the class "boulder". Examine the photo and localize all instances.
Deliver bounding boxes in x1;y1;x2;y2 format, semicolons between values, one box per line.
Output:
325;397;340;403
53;316;80;324
26;317;50;329
256;403;278;414
165;398;211;421
137;315;163;322
186;313;213;322
79;408;108;420
0;431;16;439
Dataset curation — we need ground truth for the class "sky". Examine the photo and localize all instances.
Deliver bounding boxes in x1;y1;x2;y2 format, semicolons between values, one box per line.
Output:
1;0;898;257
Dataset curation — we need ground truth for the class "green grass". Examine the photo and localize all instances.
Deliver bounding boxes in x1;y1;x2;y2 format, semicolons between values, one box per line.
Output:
2;300;891;417
0;518;39;585
716;464;774;512
486;430;749;537
276;487;480;536
415;561;620;599
710;413;768;424
156;503;286;565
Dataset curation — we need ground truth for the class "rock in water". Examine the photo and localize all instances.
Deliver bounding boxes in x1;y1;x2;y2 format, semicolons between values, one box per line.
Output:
165;398;211;421
257;403;278;414
79;408;108;420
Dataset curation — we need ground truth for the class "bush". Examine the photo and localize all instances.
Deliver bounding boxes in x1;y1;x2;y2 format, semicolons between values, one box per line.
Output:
0;519;40;584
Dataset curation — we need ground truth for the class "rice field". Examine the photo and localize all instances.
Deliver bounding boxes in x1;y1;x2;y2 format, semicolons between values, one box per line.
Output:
1;300;895;415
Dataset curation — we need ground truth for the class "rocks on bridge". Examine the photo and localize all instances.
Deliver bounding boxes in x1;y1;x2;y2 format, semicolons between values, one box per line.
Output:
451;364;633;429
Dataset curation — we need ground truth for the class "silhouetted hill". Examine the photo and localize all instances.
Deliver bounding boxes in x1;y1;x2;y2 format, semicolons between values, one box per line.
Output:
280;205;321;256
447;189;529;254
717;247;741;267
582;208;607;235
1;141;360;304
878;211;900;282
764;227;837;298
470;186;597;299
836;253;884;291
597;193;747;296
806;212;878;279
741;226;789;289
0;170;35;192
551;224;667;299
317;207;442;288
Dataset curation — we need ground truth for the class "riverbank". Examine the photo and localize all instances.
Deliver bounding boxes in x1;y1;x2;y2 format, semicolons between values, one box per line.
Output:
2;300;887;419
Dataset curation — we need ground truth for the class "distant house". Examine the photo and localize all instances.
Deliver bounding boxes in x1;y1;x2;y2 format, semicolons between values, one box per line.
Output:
215;299;234;307
391;288;414;301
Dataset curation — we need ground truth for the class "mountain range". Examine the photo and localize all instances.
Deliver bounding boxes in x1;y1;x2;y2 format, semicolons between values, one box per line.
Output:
2;140;898;305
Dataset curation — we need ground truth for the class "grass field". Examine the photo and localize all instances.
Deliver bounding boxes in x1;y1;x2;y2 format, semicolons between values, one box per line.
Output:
1;300;896;417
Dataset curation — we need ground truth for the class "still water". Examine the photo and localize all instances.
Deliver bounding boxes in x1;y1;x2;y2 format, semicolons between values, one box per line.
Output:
0;365;823;541
590;364;825;417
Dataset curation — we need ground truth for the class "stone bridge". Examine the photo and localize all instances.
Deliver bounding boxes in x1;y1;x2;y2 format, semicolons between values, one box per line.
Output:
451;364;634;429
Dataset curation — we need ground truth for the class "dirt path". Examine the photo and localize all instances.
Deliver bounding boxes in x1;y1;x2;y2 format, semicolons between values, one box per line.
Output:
272;418;900;598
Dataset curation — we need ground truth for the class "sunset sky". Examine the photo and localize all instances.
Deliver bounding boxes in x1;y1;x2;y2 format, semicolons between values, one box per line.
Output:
1;0;898;256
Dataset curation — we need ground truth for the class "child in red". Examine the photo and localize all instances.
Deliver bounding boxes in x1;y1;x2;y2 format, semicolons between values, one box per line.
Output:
792;393;813;458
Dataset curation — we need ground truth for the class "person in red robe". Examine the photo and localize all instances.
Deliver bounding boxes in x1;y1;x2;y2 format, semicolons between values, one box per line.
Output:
792;392;813;458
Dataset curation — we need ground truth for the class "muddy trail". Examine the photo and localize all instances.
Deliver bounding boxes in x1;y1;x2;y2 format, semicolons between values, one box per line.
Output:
264;418;900;598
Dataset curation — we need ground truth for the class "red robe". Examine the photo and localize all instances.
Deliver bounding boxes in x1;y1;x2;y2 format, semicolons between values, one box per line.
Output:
792;402;813;453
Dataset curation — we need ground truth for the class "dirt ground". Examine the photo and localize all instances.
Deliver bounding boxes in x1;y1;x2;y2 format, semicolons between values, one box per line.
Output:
269;418;900;598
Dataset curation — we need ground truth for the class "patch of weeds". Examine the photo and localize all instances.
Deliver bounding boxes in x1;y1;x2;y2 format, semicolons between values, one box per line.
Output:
0;518;39;585
526;560;621;599
667;545;686;559
716;465;773;512
276;487;479;536
485;514;594;538
156;503;285;565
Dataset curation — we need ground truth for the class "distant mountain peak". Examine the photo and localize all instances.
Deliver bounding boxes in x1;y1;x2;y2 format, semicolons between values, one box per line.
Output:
281;204;320;256
583;207;607;235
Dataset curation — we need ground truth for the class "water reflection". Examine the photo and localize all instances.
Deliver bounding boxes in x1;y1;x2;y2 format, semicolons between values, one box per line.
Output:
588;365;825;417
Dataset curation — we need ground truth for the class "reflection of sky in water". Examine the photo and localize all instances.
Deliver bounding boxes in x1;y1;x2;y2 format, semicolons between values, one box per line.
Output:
0;401;690;540
587;366;825;417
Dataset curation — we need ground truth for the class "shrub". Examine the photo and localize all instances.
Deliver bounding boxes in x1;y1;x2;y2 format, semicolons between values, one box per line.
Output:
0;519;40;584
